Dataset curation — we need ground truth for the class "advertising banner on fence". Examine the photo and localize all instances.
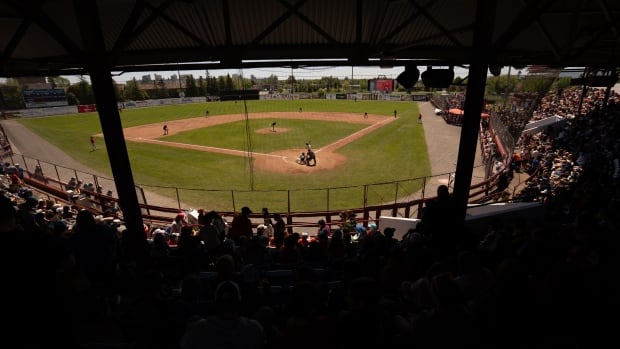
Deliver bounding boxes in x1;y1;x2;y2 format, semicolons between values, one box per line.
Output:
78;104;97;113
22;89;68;108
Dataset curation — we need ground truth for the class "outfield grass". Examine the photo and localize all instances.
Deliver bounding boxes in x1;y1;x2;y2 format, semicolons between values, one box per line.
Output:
18;99;429;211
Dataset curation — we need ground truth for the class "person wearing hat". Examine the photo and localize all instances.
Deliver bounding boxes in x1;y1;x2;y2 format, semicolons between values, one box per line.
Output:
298;232;310;248
367;223;378;237
230;206;253;245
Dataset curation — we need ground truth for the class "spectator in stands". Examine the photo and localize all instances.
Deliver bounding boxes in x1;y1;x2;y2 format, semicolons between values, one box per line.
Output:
175;225;202;271
33;164;46;181
14;163;24;179
199;211;222;264
8;169;21;193
75;179;84;194
528;155;542;175
262;207;273;236
492;171;511;195
409;272;478;348
383;227;399;253
337;276;410;347
180;280;265;349
298;232;310;248
421;185;458;254
66;177;77;191
278;234;302;265
317;219;331;237
272;213;286;248
511;152;523;172
150;232;171;259
69;209;118;291
61;205;75;219
170;213;187;237
230;206;253;244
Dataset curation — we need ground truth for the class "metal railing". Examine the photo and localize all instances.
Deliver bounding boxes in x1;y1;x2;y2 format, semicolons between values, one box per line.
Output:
10;152;499;231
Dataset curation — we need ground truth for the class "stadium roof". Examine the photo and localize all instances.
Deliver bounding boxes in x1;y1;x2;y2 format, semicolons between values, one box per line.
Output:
1;0;620;77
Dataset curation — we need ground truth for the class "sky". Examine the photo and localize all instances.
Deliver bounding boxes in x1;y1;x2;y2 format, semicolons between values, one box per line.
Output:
62;65;482;84
0;65;538;85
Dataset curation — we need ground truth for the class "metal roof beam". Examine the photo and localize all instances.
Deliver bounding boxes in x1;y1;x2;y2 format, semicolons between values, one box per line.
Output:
0;18;31;68
408;0;464;47
7;0;84;61
598;0;620;47
376;0;434;48
493;0;558;49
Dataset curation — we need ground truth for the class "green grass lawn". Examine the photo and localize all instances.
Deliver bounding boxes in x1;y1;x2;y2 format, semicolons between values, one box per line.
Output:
18;99;429;211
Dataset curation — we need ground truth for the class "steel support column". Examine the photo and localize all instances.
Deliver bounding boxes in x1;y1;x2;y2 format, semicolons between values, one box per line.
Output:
89;69;144;236
452;0;497;224
75;0;144;236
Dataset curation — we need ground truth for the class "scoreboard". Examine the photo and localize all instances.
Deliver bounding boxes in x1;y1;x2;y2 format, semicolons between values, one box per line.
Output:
368;79;394;92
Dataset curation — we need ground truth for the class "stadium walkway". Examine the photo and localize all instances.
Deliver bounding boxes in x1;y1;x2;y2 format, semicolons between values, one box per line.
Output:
417;101;487;198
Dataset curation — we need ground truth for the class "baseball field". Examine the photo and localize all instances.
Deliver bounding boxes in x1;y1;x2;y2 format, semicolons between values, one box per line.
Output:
18;99;430;212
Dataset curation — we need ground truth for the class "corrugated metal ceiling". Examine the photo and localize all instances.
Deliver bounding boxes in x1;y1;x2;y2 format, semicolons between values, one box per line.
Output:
1;0;619;76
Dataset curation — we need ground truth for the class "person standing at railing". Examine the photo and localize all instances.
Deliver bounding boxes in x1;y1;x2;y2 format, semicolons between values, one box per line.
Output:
169;212;187;239
272;213;286;248
420;185;458;255
262;207;274;237
230;206;253;245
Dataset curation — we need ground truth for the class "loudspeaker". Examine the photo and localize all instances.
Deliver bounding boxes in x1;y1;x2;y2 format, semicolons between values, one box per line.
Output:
396;65;420;89
489;65;502;76
421;67;455;88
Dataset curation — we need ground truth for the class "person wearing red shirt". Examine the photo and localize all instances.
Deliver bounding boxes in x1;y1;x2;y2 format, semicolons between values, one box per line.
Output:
9;172;21;193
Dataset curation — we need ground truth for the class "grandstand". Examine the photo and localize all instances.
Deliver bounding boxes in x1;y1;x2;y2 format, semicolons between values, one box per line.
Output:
1;1;619;348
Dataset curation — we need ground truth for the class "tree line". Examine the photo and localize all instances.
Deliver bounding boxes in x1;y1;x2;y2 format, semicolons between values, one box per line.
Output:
0;71;575;110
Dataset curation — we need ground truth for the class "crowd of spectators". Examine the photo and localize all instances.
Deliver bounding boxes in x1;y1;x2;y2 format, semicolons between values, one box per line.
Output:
512;86;620;210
